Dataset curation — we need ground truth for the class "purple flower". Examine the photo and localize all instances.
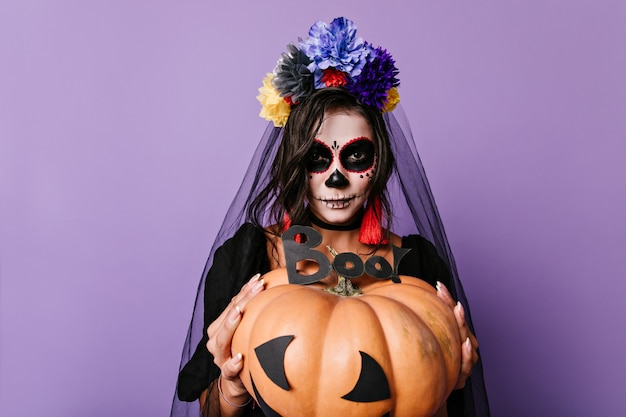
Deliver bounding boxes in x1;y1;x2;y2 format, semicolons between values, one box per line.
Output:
300;17;371;87
347;45;400;110
272;43;314;104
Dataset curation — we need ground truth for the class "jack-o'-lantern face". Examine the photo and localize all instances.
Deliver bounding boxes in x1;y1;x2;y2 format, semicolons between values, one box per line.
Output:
251;335;391;417
306;110;376;227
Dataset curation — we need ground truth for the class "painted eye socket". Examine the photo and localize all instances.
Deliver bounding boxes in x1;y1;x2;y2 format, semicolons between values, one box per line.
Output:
306;141;333;173
340;138;375;172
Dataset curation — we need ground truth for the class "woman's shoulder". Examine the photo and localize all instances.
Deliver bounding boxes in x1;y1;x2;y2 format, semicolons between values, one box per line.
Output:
394;233;451;287
221;222;267;245
234;221;266;238
387;231;436;250
399;233;438;252
212;223;268;262
222;223;289;271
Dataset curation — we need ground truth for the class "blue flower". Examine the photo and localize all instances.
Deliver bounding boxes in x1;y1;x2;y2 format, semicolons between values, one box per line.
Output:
300;17;372;87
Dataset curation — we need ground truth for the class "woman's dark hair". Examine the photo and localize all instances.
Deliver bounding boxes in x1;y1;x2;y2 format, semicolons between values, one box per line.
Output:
247;88;395;239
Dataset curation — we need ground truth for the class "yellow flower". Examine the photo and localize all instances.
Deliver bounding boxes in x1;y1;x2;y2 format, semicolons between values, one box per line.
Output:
382;87;400;113
257;73;291;127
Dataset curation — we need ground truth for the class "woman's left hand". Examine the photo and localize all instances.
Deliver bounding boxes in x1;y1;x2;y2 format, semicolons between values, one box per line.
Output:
436;281;479;390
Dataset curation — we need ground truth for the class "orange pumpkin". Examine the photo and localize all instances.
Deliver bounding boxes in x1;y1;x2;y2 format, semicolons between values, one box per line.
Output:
231;268;461;417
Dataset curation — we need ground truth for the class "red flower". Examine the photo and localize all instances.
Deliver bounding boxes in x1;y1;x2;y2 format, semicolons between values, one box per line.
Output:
321;68;348;87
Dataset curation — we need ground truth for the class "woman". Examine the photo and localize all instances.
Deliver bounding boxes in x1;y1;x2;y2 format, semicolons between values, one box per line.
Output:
171;18;489;417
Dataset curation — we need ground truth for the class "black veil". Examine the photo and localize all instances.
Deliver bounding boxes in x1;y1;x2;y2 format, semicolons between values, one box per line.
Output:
170;105;490;417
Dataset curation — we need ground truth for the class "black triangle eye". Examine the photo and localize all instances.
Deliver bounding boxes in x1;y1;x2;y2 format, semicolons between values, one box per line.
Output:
341;351;391;402
254;335;294;391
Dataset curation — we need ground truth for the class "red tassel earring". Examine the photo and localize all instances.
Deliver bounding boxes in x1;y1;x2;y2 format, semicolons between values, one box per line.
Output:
282;210;301;243
282;211;292;233
359;196;388;245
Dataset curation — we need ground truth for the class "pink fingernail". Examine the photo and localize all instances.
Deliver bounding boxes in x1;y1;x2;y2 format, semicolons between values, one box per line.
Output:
438;281;451;297
248;273;261;285
228;306;241;322
252;279;264;294
231;352;243;365
456;302;465;318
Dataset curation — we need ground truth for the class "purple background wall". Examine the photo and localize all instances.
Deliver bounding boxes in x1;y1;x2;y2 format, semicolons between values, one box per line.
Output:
1;1;624;416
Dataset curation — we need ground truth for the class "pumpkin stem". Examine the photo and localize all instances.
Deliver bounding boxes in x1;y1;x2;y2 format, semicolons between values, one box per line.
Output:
325;246;362;297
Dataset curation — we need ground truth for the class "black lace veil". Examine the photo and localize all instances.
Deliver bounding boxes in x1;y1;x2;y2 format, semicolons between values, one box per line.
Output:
170;105;490;417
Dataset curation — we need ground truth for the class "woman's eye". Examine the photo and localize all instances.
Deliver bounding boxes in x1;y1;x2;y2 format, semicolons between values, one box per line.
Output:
340;139;375;172
349;152;366;163
306;142;333;173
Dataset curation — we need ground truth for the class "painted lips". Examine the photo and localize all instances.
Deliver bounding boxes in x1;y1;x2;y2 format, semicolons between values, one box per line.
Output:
322;199;351;209
313;194;364;209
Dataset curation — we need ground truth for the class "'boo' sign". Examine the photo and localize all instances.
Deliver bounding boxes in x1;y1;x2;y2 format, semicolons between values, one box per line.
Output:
282;226;411;286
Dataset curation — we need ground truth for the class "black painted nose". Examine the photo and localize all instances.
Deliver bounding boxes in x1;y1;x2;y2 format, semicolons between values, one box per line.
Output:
325;169;349;188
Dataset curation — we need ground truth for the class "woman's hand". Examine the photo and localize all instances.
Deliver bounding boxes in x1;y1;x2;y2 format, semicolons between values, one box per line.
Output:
206;273;265;407
436;281;479;390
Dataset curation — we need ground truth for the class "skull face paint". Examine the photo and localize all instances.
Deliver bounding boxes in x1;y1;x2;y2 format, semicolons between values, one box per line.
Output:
305;138;375;174
306;110;376;226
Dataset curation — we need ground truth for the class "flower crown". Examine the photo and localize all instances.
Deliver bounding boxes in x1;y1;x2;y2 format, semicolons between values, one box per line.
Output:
257;17;400;127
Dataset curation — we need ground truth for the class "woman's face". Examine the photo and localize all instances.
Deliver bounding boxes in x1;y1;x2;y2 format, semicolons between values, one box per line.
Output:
306;110;376;225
